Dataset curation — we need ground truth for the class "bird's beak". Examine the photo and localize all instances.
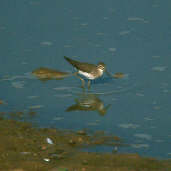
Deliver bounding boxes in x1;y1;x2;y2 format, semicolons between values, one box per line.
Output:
105;70;113;78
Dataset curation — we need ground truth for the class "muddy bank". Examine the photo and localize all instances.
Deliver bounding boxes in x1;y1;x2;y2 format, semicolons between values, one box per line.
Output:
0;117;170;171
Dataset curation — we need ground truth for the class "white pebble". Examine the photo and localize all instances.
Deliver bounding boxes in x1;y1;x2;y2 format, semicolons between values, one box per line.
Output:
46;137;54;145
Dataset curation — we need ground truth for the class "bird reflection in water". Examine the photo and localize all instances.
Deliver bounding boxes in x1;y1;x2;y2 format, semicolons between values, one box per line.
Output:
66;92;111;116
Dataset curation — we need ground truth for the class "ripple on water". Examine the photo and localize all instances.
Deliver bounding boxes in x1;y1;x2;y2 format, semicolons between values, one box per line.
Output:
40;41;53;46
152;66;167;72
131;143;150;149
134;134;152;141
11;81;25;88
118;123;140;129
29;105;44;109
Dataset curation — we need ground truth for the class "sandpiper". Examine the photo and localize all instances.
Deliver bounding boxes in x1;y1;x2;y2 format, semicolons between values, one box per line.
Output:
64;56;106;88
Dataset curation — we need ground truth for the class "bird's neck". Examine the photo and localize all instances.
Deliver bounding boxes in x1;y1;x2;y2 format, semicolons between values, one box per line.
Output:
98;68;104;76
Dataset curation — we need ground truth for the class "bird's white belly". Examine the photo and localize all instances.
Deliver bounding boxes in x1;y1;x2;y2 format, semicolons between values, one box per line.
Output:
78;70;95;79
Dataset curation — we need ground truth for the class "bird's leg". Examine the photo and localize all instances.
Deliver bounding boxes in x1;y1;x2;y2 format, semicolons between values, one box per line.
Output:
88;80;91;90
73;72;85;88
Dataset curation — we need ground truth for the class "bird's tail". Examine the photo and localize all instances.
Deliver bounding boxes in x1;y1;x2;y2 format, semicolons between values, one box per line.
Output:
64;56;80;68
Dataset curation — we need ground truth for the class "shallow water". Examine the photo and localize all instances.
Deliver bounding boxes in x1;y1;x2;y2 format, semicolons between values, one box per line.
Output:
0;0;171;159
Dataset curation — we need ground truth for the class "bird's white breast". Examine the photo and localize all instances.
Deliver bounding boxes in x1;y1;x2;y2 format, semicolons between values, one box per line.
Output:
78;70;95;79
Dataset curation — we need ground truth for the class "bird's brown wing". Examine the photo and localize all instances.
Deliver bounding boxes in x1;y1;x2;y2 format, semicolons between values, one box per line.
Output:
64;56;96;73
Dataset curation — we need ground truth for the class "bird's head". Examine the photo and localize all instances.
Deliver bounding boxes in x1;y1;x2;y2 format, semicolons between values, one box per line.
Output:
97;62;106;72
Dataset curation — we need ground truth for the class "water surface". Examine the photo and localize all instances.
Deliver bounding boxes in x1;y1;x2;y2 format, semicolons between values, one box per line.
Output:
0;0;171;159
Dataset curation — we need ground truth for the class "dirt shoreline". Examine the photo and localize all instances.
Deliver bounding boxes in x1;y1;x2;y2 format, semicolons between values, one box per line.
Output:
0;117;170;171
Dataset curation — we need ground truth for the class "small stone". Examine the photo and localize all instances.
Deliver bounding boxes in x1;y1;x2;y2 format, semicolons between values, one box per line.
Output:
46;137;54;144
43;158;50;162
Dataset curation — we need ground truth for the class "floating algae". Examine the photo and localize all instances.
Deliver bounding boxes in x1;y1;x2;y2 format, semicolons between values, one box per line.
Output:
113;72;125;79
32;67;71;81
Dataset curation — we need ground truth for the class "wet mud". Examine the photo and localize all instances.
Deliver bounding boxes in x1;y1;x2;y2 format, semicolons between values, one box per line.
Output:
0;117;170;171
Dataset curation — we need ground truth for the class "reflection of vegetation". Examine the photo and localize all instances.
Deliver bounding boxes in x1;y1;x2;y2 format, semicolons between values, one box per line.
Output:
32;67;71;81
66;93;111;116
0;118;170;171
0;110;37;120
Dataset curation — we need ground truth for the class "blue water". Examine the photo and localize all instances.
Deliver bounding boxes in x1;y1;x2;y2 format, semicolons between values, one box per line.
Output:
0;0;171;159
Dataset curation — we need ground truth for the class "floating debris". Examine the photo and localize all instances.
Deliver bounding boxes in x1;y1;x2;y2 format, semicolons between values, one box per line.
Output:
32;67;71;81
29;105;44;109
113;72;125;79
46;137;54;145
